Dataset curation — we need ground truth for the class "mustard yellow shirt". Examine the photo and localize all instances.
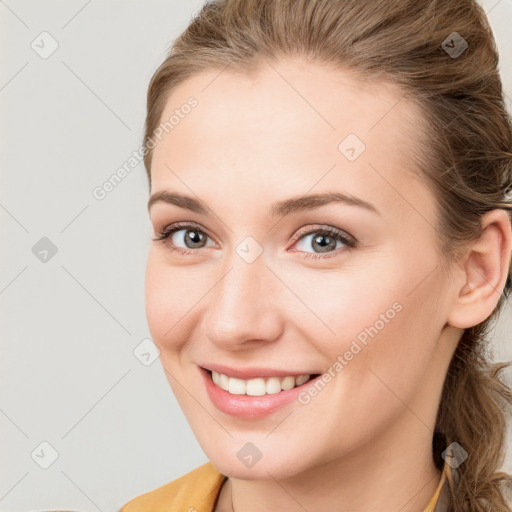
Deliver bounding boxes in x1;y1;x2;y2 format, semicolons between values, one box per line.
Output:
121;459;451;512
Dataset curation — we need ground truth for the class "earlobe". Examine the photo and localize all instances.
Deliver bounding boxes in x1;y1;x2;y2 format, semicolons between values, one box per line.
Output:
447;209;512;330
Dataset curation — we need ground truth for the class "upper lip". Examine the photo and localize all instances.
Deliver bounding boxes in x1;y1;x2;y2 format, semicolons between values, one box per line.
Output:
201;364;318;380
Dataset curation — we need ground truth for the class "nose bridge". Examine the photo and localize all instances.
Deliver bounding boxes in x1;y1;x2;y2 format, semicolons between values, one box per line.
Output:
204;247;282;346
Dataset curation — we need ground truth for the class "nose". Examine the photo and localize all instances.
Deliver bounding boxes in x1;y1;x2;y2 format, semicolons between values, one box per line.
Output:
203;251;284;350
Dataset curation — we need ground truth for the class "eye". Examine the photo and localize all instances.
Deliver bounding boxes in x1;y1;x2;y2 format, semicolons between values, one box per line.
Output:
152;222;215;256
290;226;356;260
153;222;356;260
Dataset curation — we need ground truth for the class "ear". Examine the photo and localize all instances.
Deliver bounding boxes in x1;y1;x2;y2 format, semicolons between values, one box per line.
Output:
447;209;512;330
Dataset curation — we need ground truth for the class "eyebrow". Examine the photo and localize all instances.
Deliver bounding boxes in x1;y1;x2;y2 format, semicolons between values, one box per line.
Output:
147;190;380;217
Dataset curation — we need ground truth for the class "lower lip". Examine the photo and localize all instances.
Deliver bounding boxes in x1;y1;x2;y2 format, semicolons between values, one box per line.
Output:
200;367;321;419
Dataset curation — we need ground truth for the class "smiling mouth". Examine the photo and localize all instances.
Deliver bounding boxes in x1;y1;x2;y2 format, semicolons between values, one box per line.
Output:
206;369;321;396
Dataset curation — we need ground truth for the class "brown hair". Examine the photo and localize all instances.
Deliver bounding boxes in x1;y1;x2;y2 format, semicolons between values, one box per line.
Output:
142;0;512;510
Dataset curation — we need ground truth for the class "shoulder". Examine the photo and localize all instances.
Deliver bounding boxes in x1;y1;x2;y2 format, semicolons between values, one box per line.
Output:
120;461;227;512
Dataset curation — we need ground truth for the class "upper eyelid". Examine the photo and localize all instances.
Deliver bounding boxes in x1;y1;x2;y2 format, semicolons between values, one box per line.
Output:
291;225;354;244
159;221;218;243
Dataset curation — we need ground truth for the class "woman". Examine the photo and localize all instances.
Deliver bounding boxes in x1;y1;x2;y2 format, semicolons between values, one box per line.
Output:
121;0;512;510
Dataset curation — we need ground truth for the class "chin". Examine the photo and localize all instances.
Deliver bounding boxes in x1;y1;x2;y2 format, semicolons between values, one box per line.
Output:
206;446;315;481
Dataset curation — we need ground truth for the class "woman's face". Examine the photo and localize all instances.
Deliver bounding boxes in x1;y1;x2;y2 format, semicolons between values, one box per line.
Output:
145;58;460;479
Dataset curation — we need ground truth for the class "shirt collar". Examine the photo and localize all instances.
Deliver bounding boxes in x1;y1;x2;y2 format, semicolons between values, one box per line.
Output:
424;458;452;512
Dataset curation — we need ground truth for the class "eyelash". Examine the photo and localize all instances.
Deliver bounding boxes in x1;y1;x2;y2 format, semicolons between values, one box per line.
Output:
152;221;356;260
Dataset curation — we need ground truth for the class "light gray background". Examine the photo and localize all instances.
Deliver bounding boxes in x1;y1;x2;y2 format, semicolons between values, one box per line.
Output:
1;1;511;511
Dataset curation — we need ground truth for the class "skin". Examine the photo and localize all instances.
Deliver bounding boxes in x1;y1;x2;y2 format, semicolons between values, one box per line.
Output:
145;57;512;512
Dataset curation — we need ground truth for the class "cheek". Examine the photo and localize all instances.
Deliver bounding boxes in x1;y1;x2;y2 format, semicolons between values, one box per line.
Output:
323;267;445;419
280;263;397;344
299;254;441;377
144;252;193;349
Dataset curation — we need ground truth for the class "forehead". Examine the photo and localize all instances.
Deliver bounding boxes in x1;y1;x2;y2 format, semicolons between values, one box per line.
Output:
149;58;430;221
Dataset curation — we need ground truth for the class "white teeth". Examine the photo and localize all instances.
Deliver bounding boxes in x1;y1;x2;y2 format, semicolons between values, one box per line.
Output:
281;376;296;390
219;373;229;390
211;370;313;395
228;377;246;395
246;378;267;396
265;377;282;395
295;374;310;386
